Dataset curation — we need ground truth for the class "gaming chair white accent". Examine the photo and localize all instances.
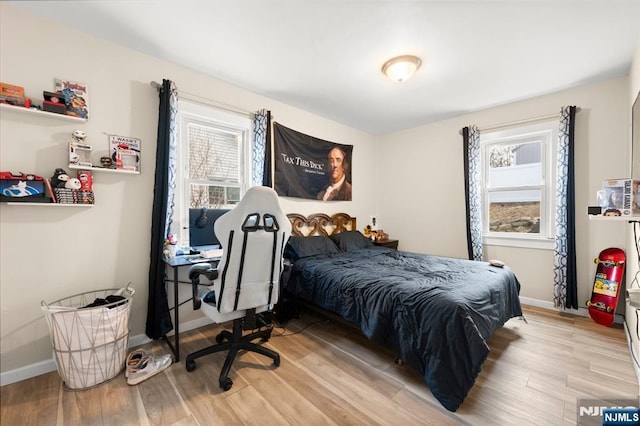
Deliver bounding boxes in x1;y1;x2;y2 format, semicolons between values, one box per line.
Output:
185;186;291;391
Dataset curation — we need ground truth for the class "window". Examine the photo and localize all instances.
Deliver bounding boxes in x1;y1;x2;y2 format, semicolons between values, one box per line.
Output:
480;120;558;249
175;101;251;245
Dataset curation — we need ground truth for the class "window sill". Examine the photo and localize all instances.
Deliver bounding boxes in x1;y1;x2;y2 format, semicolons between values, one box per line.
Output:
484;235;554;250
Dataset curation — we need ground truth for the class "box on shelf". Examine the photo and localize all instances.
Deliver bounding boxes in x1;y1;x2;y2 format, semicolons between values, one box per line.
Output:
42;91;66;114
0;171;47;202
0;82;24;98
0;94;26;107
69;142;92;167
109;135;141;172
601;179;640;216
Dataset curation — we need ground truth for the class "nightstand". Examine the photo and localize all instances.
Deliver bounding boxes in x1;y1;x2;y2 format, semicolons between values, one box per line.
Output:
373;239;399;249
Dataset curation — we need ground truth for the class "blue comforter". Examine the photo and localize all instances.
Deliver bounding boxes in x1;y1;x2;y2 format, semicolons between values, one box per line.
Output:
284;247;523;411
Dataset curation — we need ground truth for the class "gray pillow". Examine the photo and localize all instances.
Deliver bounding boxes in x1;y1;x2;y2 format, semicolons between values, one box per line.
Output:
285;236;340;261
329;231;373;252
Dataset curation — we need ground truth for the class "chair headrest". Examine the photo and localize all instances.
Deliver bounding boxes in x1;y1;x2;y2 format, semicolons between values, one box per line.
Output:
215;186;291;237
211;186;291;314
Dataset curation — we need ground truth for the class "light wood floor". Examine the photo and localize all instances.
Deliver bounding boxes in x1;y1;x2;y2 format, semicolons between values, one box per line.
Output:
1;305;638;426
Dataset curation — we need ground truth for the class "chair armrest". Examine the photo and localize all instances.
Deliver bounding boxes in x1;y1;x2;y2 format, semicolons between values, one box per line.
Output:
188;264;219;310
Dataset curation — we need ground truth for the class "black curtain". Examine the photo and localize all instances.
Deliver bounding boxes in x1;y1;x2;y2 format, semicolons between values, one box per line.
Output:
566;106;578;309
462;126;473;260
553;106;578;310
262;110;272;187
145;79;175;339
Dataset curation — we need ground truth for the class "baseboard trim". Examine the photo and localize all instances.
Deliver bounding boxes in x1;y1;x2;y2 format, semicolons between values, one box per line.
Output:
0;316;210;387
519;296;624;325
519;296;584;315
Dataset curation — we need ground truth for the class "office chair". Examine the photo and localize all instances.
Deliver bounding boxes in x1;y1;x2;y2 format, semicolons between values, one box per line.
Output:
185;186;291;391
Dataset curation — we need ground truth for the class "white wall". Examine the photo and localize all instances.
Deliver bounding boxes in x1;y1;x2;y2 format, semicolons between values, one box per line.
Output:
0;4;377;379
376;78;630;308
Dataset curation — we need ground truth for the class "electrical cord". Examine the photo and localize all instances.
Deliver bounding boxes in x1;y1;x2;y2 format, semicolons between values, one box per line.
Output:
629;221;640;290
271;318;330;337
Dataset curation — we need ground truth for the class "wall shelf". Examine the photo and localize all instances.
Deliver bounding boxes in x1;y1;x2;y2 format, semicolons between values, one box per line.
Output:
0;103;87;123
4;202;93;207
67;164;140;175
588;215;639;222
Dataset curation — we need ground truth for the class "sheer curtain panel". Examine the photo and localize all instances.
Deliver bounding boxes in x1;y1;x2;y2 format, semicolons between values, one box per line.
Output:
252;109;272;187
462;125;483;261
553;106;578;310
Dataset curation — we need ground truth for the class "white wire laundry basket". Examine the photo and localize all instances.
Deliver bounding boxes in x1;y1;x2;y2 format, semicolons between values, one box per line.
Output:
41;284;135;390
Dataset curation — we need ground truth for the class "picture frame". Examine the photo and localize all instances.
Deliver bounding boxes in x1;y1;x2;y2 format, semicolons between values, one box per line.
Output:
108;135;141;172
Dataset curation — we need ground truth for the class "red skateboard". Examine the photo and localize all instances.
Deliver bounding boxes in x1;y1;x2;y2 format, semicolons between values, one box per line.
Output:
587;247;625;327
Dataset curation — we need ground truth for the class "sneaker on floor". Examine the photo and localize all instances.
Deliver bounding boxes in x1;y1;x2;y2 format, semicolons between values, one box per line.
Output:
125;349;147;378
126;354;172;385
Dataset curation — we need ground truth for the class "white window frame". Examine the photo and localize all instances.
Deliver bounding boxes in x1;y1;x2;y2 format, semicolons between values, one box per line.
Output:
174;100;252;246
480;120;558;250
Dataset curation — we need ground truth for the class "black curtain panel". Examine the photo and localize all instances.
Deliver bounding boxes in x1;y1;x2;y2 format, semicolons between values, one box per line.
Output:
553;106;578;309
145;79;178;339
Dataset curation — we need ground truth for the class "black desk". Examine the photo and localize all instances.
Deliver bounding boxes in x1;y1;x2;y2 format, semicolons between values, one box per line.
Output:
163;255;219;361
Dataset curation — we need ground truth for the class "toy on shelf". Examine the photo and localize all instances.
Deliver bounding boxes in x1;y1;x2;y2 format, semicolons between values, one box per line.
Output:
51;168;71;188
69;130;92;167
77;170;93;191
49;167;94;205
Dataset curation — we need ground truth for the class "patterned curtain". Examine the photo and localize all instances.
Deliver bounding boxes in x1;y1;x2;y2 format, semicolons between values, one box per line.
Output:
463;126;483;261
252;109;272;186
553;106;578;310
146;79;178;339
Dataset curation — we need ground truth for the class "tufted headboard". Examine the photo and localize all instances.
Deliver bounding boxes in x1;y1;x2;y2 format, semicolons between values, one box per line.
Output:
286;213;357;237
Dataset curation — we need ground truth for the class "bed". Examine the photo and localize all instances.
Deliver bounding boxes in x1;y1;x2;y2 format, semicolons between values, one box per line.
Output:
282;213;523;412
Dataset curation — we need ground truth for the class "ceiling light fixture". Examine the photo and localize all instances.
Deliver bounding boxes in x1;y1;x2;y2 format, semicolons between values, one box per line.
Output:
381;55;422;83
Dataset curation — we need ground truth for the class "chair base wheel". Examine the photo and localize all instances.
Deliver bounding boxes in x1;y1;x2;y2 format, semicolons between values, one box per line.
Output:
220;377;233;391
186;359;196;372
216;330;232;343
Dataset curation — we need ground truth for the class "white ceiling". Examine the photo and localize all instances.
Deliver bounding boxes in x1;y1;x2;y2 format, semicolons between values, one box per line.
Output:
8;1;640;135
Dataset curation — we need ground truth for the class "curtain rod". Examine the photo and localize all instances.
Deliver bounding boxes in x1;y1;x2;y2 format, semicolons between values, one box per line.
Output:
460;107;581;135
480;112;559;133
150;81;254;118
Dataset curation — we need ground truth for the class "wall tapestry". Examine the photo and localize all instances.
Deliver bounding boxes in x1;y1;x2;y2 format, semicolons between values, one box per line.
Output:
274;122;353;201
